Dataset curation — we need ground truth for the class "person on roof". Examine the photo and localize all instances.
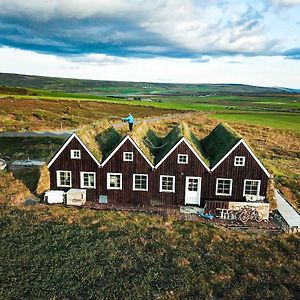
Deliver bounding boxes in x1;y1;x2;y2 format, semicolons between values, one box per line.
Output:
122;113;134;131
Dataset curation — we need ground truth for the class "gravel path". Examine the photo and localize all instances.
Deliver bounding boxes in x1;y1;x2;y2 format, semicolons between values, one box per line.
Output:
0;112;189;137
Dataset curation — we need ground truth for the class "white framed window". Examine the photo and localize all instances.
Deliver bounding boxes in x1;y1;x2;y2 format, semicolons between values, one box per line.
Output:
160;175;175;193
80;172;96;189
107;173;122;190
177;154;188;164
57;170;72;187
133;174;148;191
71;150;81;159
234;156;245;166
216;178;233;196
243;180;261;196
123;152;133;161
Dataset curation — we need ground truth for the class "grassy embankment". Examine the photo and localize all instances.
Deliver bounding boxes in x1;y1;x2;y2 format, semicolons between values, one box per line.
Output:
0;201;299;300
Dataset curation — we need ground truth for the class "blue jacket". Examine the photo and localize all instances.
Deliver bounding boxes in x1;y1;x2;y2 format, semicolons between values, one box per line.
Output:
122;114;134;123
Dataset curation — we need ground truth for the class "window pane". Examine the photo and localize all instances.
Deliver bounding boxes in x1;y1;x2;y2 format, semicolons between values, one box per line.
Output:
83;173;95;187
245;180;259;195
134;175;147;190
59;171;70;186
110;175;121;188
188;178;198;191
217;179;231;195
178;154;188;163
161;176;174;191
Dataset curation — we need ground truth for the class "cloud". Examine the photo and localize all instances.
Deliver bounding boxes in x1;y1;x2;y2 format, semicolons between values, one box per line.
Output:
1;46;300;88
269;0;300;6
283;47;300;59
0;0;277;59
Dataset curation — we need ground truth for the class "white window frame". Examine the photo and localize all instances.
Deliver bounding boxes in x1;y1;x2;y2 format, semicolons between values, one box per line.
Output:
107;173;122;190
159;175;175;193
70;149;81;159
56;170;72;187
133;174;148;191
234;156;245;166
80;172;96;189
177;154;188;164
123;152;133;161
215;178;233;196
243;179;261;196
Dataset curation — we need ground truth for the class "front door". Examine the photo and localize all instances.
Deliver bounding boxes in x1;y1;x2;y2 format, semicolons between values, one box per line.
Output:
185;177;201;205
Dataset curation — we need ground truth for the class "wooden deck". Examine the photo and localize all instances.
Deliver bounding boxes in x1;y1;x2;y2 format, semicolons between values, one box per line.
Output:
83;202;281;231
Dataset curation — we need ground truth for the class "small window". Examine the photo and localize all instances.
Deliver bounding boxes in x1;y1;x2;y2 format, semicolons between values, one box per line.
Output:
160;175;175;193
71;150;81;159
133;174;148;191
80;172;96;189
177;154;188;164
57;171;72;187
216;178;233;196
107;173;122;190
234;156;245;166
243;180;260;196
123;152;133;161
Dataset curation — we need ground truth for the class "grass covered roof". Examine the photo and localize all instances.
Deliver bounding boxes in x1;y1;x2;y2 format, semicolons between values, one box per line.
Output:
76;120;111;162
75;121;241;167
144;123;208;165
201;123;241;167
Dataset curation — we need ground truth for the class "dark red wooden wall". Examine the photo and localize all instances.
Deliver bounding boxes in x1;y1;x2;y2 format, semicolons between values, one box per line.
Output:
49;137;99;200
206;143;268;201
99;138;153;205
154;140;210;206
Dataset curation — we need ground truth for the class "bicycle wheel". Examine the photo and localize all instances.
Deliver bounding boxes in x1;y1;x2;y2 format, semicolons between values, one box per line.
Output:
239;212;249;223
255;212;263;223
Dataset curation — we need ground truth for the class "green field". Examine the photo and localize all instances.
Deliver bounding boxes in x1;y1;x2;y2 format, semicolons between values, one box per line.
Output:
0;204;299;300
1;73;300;133
211;112;300;133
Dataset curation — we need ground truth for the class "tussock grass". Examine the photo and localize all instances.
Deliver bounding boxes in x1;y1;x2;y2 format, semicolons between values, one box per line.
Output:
36;164;50;195
0;170;30;205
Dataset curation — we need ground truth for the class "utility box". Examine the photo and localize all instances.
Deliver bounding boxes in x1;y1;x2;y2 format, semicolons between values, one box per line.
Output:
99;195;108;204
66;189;87;206
44;190;65;204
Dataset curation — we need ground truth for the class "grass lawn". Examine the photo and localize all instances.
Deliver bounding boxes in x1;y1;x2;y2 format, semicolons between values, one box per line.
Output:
0;204;299;300
210;112;300;133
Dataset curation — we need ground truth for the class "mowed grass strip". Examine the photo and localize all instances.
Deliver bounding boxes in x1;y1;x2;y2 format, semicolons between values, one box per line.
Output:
210;112;300;132
0;204;299;300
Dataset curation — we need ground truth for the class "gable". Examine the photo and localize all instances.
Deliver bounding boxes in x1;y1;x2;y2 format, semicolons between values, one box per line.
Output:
155;138;210;171
210;139;270;177
47;133;100;168
101;135;154;168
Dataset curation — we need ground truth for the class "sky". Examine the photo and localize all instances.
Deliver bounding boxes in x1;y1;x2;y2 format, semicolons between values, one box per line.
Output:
0;0;300;88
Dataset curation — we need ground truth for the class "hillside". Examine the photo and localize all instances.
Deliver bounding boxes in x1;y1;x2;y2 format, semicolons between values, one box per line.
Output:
0;72;296;96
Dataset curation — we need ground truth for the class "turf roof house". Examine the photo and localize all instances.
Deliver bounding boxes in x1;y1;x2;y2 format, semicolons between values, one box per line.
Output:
201;124;270;208
149;124;210;207
47;122;270;207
